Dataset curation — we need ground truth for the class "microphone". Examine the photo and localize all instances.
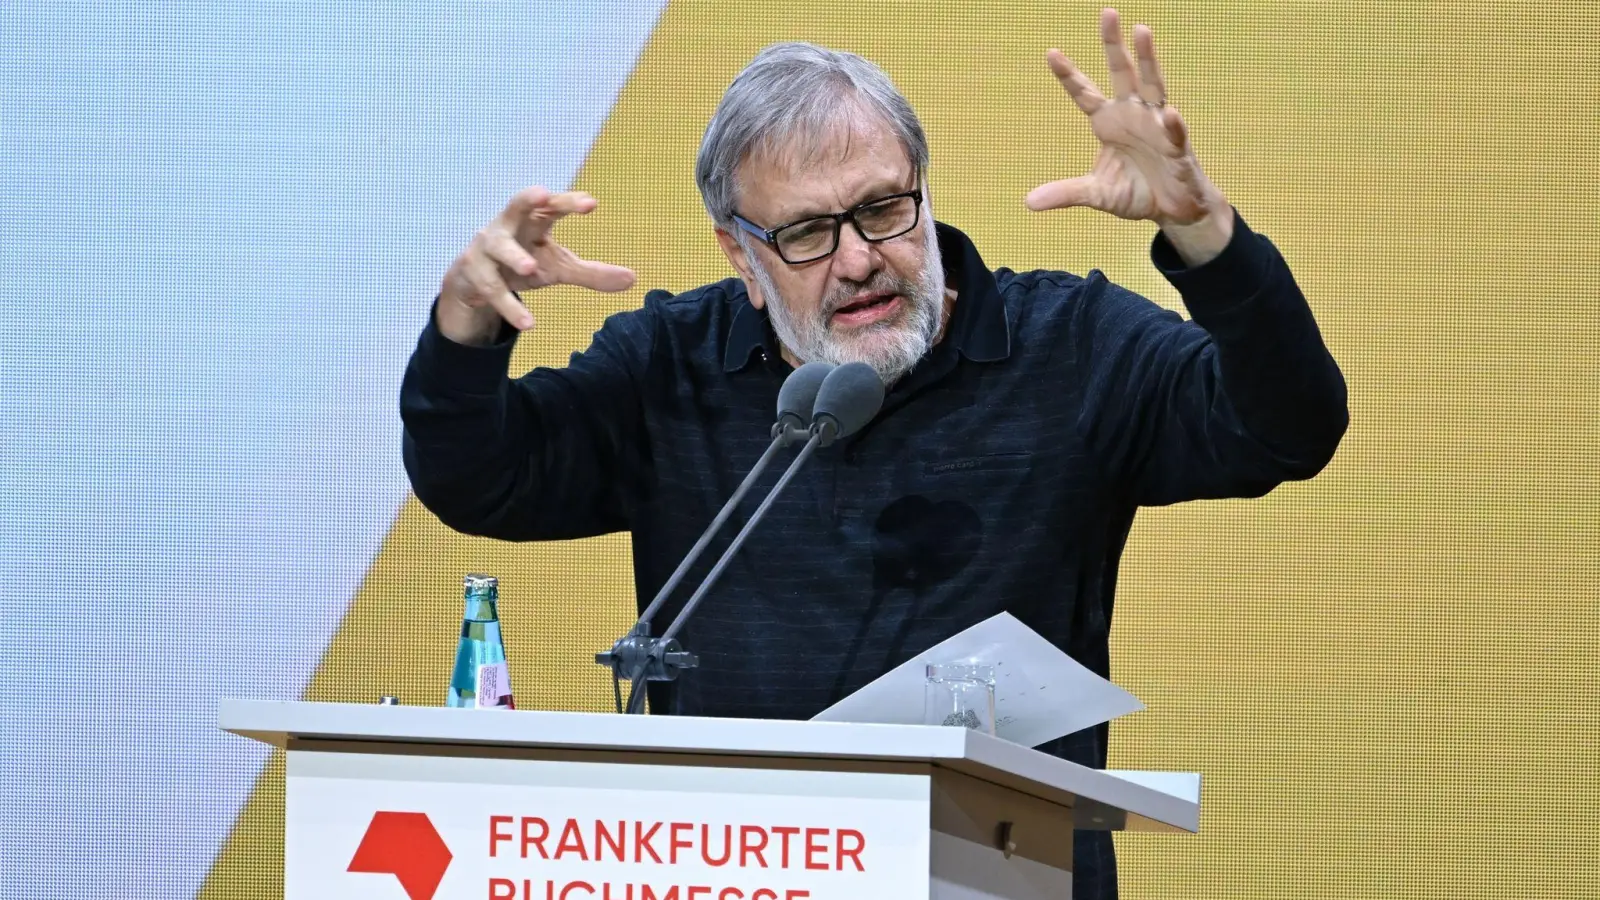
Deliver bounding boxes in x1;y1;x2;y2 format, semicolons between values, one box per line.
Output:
809;361;886;446
628;362;885;713
774;360;835;441
596;361;835;713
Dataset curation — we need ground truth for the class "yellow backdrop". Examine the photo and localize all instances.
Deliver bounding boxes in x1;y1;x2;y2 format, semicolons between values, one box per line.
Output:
204;2;1600;898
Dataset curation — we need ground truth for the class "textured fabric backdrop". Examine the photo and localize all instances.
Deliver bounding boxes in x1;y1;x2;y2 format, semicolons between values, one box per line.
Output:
3;2;1593;899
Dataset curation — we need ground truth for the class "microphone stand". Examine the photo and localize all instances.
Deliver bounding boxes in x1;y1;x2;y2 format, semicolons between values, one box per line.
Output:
595;421;805;713
594;359;877;716
619;423;831;714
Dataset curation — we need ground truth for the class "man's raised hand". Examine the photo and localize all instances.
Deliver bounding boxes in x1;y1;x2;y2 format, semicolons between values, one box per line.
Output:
437;187;637;345
1025;8;1233;263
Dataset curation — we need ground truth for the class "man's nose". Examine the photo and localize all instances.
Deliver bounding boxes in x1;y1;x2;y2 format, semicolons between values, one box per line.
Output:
829;225;881;283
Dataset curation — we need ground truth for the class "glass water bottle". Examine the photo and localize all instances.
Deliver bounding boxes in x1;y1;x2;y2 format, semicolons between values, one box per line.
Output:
447;574;515;709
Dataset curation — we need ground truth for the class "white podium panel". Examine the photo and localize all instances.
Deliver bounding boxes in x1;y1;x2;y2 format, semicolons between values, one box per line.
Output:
288;749;932;900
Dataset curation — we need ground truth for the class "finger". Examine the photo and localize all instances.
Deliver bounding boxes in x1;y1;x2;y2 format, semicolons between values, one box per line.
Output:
1162;106;1189;155
1025;175;1101;212
498;186;552;229
533;190;598;221
1046;49;1107;115
480;229;538;279
1100;8;1140;100
460;252;534;330
1133;24;1168;106
560;258;638;293
517;190;599;245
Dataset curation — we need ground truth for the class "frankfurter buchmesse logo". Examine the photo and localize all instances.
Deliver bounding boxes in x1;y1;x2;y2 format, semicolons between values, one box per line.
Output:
348;811;454;900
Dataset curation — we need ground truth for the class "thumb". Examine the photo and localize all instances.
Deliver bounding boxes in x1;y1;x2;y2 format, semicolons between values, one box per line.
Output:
561;257;638;293
1162;107;1190;155
1025;176;1100;212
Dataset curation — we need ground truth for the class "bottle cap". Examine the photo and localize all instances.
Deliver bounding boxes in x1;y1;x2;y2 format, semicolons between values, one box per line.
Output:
463;574;499;604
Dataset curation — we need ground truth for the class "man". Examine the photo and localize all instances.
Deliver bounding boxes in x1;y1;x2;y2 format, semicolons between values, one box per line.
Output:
400;10;1347;899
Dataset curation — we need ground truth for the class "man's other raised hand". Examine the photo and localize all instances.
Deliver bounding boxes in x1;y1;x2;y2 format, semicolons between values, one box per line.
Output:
1026;8;1234;265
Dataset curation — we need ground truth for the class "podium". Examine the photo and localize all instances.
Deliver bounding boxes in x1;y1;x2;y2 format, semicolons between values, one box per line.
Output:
221;699;1200;900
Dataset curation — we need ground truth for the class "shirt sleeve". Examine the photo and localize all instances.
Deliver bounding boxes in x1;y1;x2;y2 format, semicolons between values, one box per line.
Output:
1074;210;1349;506
398;298;658;540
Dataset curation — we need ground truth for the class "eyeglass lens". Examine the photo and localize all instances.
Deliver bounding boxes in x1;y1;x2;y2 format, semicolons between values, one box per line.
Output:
775;194;919;262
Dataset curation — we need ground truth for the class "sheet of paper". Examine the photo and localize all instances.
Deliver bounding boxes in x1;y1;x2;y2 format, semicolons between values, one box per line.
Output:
810;612;1144;748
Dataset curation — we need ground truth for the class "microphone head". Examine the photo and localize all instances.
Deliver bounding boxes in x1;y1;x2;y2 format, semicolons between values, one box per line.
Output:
811;362;885;444
775;361;835;434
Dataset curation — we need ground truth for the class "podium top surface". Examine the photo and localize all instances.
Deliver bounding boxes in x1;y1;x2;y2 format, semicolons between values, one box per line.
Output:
219;699;1199;833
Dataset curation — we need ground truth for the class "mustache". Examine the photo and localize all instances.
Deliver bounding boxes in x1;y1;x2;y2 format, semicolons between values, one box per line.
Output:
822;273;913;316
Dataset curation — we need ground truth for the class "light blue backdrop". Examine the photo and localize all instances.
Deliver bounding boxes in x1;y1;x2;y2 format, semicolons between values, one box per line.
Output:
0;2;665;895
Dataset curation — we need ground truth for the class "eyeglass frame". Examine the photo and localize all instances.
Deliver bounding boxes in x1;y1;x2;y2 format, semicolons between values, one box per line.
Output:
729;187;925;265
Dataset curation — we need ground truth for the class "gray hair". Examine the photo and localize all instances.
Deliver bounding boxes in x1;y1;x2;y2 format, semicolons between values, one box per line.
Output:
695;42;930;229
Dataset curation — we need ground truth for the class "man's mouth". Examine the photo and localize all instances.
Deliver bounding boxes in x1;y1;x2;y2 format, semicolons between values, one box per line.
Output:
830;292;903;328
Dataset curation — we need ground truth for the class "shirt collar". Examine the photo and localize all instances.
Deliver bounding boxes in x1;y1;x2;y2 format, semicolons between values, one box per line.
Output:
723;287;775;372
722;220;1011;373
933;220;1011;363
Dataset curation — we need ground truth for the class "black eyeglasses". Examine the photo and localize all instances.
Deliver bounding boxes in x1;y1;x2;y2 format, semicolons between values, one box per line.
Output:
731;188;924;264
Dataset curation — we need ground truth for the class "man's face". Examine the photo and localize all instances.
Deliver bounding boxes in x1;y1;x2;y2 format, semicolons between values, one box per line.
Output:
716;117;946;385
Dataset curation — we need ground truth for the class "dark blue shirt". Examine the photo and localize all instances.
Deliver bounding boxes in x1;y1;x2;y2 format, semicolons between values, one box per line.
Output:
400;213;1347;900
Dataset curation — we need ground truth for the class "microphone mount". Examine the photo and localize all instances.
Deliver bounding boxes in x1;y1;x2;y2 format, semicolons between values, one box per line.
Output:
594;362;883;715
593;424;806;714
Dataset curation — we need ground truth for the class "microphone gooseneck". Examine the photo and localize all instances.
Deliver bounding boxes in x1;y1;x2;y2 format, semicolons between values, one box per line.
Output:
599;360;885;715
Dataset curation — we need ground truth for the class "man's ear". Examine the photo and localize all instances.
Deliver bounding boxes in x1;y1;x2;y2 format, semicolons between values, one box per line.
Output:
714;227;765;310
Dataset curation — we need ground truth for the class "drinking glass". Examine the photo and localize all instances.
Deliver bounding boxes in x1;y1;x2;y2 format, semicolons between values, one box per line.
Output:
924;663;996;734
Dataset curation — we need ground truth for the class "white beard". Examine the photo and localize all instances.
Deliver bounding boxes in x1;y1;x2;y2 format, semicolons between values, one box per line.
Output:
743;211;945;387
